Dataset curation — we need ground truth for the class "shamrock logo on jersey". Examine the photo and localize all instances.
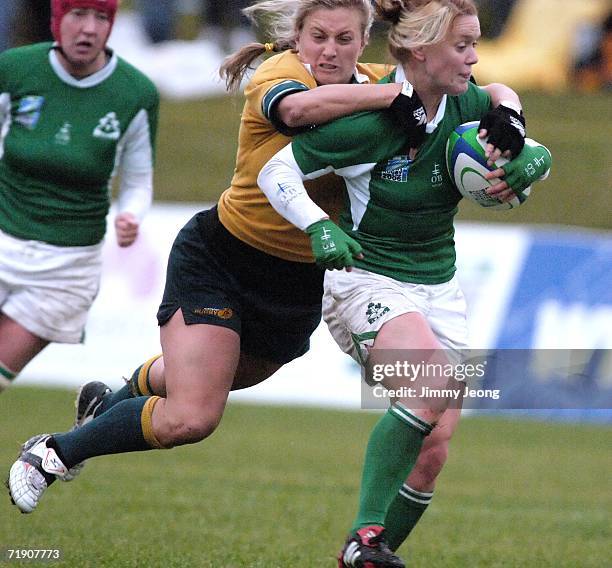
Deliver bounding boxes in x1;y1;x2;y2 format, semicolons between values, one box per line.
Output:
366;302;390;324
93;112;121;140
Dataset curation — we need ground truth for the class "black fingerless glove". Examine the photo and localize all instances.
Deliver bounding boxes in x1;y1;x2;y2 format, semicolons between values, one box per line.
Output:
479;103;526;157
389;80;427;149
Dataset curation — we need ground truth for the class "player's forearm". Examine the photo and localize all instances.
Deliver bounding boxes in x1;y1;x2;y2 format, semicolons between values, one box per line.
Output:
480;83;522;111
116;109;155;220
257;145;328;230
117;175;152;221
278;83;401;128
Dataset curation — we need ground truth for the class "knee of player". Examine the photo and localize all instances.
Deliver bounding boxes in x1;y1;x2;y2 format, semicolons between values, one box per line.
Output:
155;407;223;448
162;411;222;447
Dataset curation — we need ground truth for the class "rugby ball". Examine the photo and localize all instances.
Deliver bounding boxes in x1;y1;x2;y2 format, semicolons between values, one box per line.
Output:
446;121;530;210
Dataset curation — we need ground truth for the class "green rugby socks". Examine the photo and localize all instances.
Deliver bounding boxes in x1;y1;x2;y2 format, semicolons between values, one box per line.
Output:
0;360;17;392
352;403;433;531
384;484;433;551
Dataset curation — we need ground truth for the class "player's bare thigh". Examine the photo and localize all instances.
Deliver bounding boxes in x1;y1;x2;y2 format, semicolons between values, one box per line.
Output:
0;313;49;373
151;309;240;446
146;346;283;397
373;312;452;423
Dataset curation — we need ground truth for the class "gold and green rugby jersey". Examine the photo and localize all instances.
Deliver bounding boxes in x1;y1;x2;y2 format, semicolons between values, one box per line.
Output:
218;50;390;263
289;74;491;284
0;43;159;246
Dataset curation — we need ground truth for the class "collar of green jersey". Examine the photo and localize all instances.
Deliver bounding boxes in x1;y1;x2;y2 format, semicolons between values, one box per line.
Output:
49;44;118;88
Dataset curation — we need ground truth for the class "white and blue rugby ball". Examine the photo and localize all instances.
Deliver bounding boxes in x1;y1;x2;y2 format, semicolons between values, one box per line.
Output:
446;121;530;210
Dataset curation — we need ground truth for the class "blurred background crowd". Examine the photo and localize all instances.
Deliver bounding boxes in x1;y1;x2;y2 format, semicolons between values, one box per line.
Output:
0;0;254;53
1;0;610;92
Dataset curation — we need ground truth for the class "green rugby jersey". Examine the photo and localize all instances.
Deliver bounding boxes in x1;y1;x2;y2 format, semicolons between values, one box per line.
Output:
0;43;159;246
290;74;491;284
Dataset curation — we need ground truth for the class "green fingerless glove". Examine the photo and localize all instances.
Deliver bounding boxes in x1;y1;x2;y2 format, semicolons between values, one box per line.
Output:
305;219;363;270
502;139;552;195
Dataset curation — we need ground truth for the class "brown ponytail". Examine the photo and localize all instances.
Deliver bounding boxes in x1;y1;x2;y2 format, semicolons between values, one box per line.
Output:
220;43;272;93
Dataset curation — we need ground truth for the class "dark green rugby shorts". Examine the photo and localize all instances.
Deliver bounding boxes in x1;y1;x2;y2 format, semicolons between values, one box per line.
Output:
157;207;324;364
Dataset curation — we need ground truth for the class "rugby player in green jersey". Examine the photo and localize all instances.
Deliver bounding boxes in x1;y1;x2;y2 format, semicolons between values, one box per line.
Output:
258;1;551;565
0;0;159;393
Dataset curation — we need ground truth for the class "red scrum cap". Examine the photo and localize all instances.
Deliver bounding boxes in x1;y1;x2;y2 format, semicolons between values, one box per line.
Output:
50;0;118;44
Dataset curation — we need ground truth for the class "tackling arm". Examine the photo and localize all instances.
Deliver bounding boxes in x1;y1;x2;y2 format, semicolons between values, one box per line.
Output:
277;83;402;128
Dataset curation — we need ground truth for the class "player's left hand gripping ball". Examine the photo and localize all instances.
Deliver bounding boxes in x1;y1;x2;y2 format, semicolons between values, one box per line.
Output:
501;139;552;194
479;103;526;158
306;219;363;271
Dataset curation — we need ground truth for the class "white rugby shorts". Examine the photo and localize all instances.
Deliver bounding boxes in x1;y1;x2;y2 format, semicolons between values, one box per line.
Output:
0;229;103;343
322;268;469;364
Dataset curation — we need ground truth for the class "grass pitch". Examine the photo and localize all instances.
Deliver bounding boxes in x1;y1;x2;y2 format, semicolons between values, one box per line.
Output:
1;387;610;567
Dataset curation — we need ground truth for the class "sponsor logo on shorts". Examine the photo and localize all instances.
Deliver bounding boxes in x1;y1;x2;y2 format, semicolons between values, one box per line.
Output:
193;307;234;320
366;302;390;324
